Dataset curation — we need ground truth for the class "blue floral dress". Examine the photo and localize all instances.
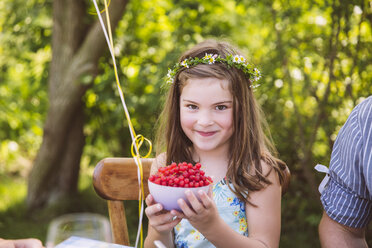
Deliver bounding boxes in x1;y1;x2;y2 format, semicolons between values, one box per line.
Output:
174;178;248;248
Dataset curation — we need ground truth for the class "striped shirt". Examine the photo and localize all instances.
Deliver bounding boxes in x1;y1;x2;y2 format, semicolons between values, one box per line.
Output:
320;95;372;228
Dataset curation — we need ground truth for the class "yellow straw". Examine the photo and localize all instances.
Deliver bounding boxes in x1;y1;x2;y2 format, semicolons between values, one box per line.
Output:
100;0;151;246
88;0;111;15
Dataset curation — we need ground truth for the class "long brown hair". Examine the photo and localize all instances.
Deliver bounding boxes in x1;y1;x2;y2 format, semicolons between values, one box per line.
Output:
155;39;287;204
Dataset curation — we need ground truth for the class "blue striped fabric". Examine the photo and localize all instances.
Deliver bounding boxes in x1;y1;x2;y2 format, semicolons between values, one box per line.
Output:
320;96;372;228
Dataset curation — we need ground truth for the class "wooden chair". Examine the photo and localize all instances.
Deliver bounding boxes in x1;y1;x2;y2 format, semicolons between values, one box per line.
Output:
93;157;154;246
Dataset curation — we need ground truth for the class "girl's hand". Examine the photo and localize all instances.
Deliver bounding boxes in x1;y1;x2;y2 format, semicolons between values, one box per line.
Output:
145;194;184;234
177;185;219;231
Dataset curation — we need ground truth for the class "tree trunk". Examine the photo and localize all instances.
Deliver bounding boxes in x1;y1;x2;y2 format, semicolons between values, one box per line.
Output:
27;0;128;210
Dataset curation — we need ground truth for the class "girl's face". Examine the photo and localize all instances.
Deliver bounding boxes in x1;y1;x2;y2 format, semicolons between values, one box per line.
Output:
180;77;234;155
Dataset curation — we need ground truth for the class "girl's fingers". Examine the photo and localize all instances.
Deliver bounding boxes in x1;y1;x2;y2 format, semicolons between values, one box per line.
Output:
170;209;185;219
198;189;213;209
145;194;155;206
178;198;196;217
145;203;163;217
149;211;179;227
155;216;182;232
185;190;204;213
145;195;183;229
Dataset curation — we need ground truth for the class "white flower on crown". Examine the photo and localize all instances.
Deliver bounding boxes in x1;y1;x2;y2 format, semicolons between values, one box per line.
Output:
253;68;261;81
167;69;172;78
254;76;261;82
208;57;215;64
181;59;189;68
203;53;212;59
203;53;215;64
233;55;240;63
166;69;173;84
233;55;245;64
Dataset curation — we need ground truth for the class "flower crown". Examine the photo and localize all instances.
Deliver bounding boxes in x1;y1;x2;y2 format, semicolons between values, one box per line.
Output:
166;53;262;87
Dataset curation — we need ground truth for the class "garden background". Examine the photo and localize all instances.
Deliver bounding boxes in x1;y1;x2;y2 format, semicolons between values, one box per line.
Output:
0;0;371;247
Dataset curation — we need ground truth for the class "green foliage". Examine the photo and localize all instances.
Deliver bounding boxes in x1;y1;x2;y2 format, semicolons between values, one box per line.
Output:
0;0;51;171
1;0;372;246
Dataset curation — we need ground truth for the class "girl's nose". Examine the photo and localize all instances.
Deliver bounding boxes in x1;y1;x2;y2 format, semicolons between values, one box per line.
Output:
197;111;214;126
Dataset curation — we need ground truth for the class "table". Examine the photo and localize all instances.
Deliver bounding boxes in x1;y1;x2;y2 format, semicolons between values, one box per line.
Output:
54;236;133;248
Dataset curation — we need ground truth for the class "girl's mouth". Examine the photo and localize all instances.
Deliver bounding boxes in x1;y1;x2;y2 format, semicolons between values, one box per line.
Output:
197;131;216;137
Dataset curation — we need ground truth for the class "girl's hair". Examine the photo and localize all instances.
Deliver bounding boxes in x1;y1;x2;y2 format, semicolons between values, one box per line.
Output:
155;39;287;204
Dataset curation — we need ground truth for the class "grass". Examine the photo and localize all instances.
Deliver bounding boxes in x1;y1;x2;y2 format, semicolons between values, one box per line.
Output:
0;175;105;241
0;175;27;212
0;174;51;240
0;170;147;246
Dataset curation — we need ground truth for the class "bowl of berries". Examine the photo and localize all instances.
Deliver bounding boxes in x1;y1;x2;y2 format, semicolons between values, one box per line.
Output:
148;162;213;211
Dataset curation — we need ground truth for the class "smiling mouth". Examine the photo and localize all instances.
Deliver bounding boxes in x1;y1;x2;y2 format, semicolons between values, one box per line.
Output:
197;131;216;137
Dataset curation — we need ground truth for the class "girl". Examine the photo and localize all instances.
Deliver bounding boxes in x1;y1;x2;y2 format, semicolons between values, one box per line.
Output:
144;40;288;248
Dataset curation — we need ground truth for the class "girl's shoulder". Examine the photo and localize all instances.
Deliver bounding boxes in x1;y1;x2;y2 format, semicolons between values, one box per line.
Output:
150;152;167;175
248;159;275;177
260;156;290;193
260;159;272;173
249;158;284;189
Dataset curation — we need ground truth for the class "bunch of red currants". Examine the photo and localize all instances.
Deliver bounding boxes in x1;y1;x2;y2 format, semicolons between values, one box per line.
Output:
149;162;213;188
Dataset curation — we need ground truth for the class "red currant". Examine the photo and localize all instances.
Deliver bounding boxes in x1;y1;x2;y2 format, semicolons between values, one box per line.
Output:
150;162;213;187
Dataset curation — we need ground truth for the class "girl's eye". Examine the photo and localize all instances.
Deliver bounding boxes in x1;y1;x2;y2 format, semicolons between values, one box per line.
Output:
216;105;227;110
187;104;198;110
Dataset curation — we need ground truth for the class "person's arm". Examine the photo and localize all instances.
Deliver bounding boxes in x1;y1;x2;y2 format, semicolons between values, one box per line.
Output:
319;211;367;248
0;238;44;248
178;161;281;248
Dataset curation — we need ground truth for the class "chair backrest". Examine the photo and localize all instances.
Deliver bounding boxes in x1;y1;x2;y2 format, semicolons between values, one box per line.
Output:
93;157;153;246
